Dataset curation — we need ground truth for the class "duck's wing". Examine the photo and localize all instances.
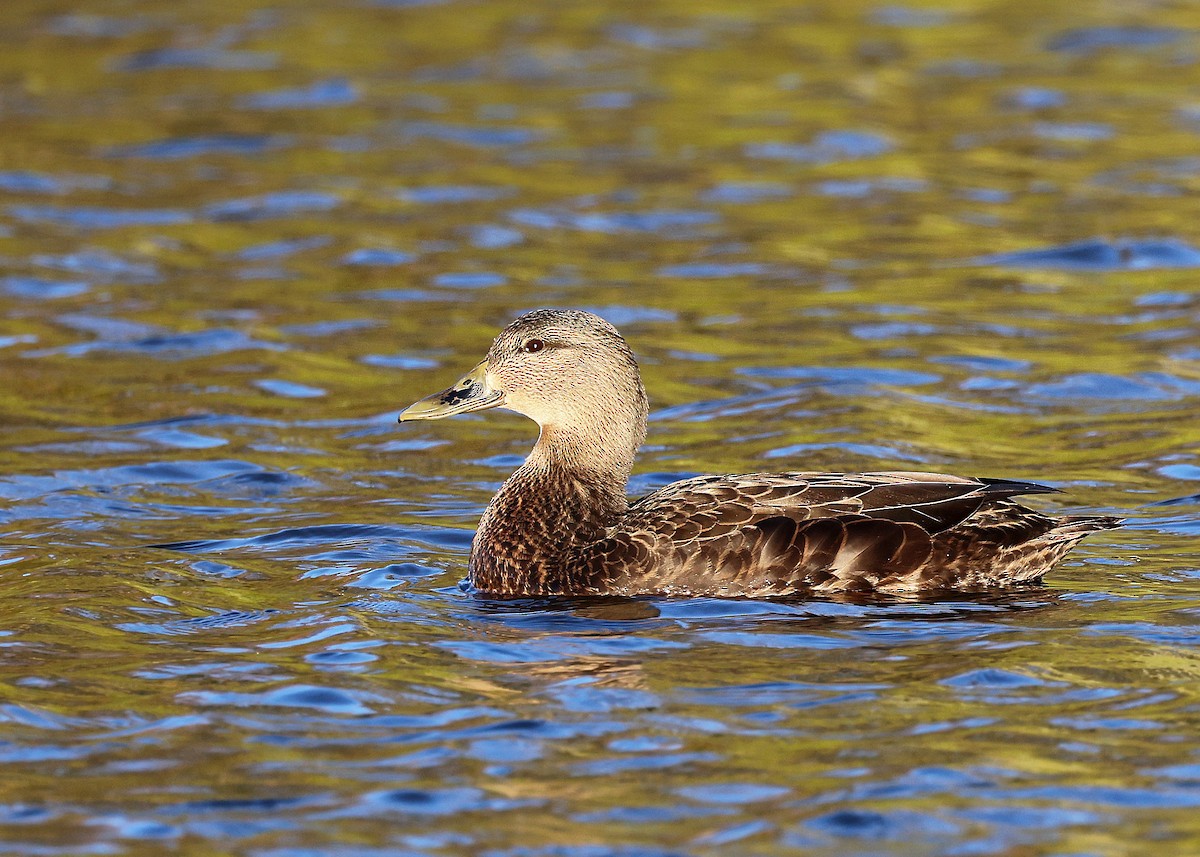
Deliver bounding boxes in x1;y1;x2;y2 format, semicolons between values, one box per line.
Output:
578;472;1062;596
628;471;1056;529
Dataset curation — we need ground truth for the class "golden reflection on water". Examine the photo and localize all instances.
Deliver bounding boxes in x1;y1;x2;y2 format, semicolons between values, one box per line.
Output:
0;0;1199;854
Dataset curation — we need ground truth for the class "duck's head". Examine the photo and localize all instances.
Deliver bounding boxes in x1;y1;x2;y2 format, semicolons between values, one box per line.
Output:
399;309;649;467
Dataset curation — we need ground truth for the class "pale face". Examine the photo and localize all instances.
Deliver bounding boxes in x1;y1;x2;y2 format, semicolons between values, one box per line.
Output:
399;309;648;441
483;310;644;431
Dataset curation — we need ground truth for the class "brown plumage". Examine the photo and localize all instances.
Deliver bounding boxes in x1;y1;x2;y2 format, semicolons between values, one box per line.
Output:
399;309;1120;597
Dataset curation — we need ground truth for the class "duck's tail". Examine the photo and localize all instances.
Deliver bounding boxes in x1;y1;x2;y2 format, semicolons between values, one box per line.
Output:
906;509;1122;591
997;514;1122;584
1046;515;1124;540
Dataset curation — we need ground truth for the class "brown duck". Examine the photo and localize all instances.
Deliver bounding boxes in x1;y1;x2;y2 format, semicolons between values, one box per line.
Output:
399;309;1119;597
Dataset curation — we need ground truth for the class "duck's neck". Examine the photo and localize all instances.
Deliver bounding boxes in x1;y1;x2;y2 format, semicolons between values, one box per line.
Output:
469;425;638;595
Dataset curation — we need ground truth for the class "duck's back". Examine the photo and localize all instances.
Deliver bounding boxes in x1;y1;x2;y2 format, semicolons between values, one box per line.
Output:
573;471;1119;597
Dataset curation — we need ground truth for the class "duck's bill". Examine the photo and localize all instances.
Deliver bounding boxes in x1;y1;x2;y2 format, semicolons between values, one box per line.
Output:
398;360;506;422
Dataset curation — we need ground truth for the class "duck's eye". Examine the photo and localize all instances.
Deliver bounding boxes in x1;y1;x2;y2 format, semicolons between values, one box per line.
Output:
521;338;545;354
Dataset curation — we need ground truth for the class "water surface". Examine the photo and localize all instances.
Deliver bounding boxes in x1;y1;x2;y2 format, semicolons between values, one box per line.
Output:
1;1;1198;855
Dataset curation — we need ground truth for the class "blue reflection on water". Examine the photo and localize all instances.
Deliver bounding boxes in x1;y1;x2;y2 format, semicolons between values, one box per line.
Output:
975;238;1200;270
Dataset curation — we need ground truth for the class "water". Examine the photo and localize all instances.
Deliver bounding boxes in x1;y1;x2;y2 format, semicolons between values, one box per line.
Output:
1;0;1198;854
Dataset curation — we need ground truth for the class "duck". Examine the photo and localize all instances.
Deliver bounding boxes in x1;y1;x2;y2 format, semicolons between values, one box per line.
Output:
398;309;1120;597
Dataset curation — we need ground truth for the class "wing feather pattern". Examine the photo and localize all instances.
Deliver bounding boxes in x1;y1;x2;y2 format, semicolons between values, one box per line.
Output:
576;471;1083;596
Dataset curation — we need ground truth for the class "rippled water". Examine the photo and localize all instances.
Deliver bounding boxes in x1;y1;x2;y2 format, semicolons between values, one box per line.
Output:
1;1;1199;854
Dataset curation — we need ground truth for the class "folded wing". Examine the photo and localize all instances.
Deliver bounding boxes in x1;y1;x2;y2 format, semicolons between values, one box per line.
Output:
578;471;1067;595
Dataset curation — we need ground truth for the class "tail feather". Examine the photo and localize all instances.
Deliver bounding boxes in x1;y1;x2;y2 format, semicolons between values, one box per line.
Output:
1055;515;1124;534
1035;515;1122;547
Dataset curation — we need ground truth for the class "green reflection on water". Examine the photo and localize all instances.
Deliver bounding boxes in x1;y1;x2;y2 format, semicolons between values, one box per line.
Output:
1;0;1199;854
